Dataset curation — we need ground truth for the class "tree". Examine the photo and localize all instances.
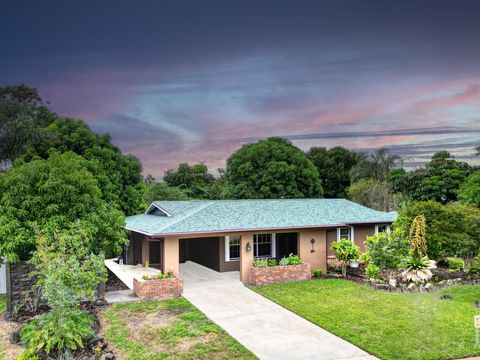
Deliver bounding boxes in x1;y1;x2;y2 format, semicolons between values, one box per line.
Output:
163;163;216;199
307;146;359;198
144;182;190;204
224;138;323;199
0;152;127;262
458;171;480;207
349;148;399;183
388;152;473;204
0;85;54;164
331;239;361;277
23;118;146;215
347;178;401;211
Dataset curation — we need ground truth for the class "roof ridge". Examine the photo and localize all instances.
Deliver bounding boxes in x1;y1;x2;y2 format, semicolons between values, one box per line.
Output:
159;201;215;233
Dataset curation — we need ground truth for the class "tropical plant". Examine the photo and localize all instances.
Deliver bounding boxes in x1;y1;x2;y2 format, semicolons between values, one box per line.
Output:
268;258;277;267
409;215;427;256
400;255;436;283
279;257;289;266
253;258;268;268
331;239;361;277
287;254;302;265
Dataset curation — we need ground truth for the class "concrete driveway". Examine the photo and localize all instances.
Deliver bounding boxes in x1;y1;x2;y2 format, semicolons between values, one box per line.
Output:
181;261;377;360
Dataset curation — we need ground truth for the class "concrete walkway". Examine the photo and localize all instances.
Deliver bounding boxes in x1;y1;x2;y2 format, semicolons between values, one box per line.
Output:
181;261;377;360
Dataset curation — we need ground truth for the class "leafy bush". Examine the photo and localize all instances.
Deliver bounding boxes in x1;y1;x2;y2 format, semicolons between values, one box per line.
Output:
253;258;268;268
331;239;361;277
287;254;302;265
366;264;380;280
313;268;323;278
401;255;436;283
19;309;94;359
279;257;289;266
155;273;164;279
447;257;464;271
365;231;409;270
166;271;174;278
268;258;277;267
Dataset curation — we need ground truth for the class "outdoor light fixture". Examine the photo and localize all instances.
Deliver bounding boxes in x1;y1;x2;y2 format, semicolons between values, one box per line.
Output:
246;242;251;252
310;238;315;253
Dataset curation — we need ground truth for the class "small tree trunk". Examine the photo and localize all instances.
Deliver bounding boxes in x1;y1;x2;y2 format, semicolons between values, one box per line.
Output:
342;262;347;277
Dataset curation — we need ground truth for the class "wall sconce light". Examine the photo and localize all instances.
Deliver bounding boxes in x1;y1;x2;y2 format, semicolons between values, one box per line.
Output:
246;242;251;252
310;238;315;253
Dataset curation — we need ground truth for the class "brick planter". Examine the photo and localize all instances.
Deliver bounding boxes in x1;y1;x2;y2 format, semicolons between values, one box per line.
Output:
133;276;183;300
249;263;311;286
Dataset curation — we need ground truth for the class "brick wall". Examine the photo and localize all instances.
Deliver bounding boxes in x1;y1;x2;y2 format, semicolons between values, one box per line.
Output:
133;276;183;300
249;263;311;286
6;261;37;312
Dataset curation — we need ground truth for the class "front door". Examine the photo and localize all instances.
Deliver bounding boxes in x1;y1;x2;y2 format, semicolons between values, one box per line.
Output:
149;241;162;269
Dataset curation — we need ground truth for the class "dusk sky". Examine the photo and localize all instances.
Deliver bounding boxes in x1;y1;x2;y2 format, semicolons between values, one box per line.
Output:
1;0;480;177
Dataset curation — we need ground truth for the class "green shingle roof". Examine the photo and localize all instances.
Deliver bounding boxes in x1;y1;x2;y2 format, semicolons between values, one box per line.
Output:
125;199;396;236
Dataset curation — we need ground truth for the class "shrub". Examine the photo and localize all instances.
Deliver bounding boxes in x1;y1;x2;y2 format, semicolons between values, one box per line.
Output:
155;273;165;279
268;258;277;267
143;275;151;280
279;257;289;266
365;230;409;269
313;268;323;278
166;271;174;278
19;309;94;359
287;254;302;265
447;257;464;271
366;264;380;280
253;258;268;268
331;239;361;277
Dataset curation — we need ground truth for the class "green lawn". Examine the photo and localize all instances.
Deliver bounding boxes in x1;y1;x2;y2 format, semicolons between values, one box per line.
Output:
253;279;480;360
100;298;256;360
0;295;6;360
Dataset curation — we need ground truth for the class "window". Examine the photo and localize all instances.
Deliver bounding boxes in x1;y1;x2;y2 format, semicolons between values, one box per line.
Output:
375;224;391;234
336;227;354;242
253;233;276;258
225;236;241;261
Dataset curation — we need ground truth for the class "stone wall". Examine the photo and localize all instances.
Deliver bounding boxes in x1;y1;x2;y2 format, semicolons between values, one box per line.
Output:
6;261;37;312
133;276;183;300
249;263;311;286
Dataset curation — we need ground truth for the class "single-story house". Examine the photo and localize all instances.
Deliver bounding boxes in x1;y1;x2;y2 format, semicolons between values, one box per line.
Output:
124;199;396;283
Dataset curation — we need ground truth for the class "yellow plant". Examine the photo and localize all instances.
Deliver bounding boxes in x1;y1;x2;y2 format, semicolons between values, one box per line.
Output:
409;215;427;256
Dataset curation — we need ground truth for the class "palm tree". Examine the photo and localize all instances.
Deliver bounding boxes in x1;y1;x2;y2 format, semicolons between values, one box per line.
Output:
370;148;401;182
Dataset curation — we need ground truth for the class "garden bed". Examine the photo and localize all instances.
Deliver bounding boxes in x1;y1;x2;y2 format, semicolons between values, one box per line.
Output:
249;263;311;285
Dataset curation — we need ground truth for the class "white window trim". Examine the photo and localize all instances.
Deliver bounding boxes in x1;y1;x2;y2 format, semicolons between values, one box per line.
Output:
253;233;276;258
337;227;355;243
225;235;241;262
375;224;391;235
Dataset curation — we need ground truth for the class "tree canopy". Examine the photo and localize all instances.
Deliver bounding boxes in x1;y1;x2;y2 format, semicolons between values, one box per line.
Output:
144;182;190;204
458;171;480;207
224;137;323;199
0;152;127;262
307;146;358;198
163;163;216;199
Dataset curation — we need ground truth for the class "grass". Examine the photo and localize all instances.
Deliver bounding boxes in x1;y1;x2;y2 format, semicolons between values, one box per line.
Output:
100;297;256;360
253;279;480;360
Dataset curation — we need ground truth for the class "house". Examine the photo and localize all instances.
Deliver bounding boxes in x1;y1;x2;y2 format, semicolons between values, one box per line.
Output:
124;199;396;283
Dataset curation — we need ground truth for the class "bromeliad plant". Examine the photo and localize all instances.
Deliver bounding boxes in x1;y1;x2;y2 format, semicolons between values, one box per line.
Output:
331;239;361;277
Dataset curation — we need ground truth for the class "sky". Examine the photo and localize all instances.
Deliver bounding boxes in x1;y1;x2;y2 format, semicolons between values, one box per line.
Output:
1;0;479;177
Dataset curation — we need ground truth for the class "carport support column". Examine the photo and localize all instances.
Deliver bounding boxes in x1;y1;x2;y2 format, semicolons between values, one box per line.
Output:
299;230;327;273
240;233;254;284
163;236;180;276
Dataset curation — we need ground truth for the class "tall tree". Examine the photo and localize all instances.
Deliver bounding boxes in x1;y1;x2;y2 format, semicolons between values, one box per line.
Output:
22;117;146;215
163;163;216;199
347;178;401;211
0;152;127;262
144;182;190;204
349;148;400;183
307;146;359;198
0;85;54;164
224;137;323;199
458;171;480;207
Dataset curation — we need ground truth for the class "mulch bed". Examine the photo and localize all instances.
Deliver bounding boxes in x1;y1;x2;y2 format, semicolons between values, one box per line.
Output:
105;268;129;292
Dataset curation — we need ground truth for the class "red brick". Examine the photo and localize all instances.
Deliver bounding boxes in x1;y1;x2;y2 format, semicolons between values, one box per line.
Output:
133;277;183;300
249;263;311;286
